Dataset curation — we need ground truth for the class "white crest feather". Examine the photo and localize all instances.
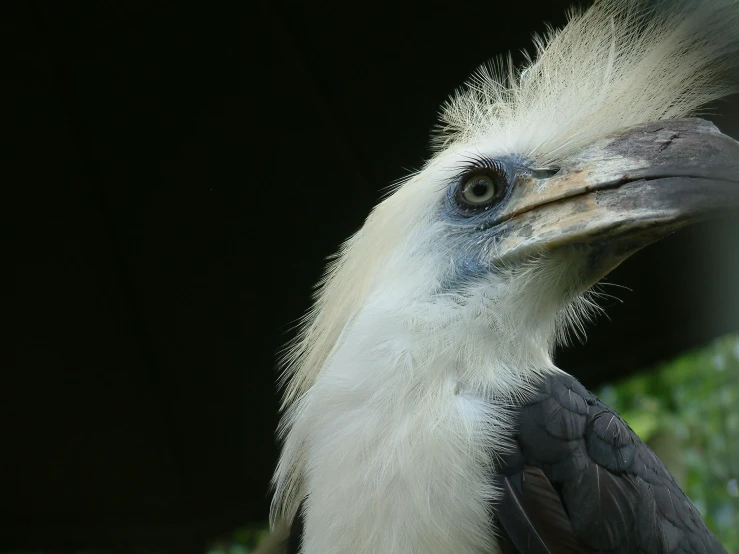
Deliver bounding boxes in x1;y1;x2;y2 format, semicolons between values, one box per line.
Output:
435;0;739;164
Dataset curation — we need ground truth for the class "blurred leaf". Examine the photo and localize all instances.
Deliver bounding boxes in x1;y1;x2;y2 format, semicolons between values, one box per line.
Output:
598;333;739;552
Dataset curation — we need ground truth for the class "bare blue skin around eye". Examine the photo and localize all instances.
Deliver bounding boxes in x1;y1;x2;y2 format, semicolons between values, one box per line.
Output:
438;155;534;292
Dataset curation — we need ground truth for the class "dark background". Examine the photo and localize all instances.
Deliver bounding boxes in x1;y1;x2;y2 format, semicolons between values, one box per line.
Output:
6;1;739;552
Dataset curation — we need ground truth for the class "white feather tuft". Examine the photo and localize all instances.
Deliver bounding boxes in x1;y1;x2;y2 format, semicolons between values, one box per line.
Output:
435;0;739;164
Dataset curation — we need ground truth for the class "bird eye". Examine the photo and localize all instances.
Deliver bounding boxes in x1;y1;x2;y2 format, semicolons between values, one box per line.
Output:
458;174;498;207
452;158;509;212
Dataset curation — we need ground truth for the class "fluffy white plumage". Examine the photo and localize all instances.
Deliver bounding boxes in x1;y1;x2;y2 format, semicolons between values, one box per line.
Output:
436;0;739;162
270;1;739;553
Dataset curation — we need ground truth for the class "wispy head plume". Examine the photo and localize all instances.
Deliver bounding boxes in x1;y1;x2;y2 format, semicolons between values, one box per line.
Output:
434;0;739;165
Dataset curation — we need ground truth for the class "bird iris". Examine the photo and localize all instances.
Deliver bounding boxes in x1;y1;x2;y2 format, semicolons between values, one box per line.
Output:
461;174;497;204
455;162;508;210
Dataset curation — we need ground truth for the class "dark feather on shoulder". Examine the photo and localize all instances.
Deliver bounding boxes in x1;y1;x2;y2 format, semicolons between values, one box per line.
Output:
495;467;585;554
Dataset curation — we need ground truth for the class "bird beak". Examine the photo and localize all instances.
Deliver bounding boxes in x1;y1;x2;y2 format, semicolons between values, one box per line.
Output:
494;118;739;272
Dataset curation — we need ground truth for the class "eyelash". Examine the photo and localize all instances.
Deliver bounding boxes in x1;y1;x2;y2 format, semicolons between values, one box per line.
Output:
450;154;506;182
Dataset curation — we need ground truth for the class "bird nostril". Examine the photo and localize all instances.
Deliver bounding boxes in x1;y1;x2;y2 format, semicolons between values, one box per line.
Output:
530;167;561;179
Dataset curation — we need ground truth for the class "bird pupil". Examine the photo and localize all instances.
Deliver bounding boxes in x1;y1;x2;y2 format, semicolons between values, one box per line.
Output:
472;183;488;197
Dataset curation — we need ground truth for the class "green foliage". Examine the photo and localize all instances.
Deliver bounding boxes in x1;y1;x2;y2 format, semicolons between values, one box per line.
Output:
598;334;739;553
206;522;270;554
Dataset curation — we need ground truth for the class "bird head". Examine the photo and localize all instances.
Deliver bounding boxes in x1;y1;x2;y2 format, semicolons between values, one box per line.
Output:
280;0;739;401
273;0;739;525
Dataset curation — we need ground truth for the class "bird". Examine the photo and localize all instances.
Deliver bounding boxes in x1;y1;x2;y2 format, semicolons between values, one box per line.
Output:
269;1;739;552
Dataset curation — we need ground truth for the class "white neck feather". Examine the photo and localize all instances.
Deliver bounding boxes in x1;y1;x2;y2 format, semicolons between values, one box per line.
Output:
273;258;576;553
